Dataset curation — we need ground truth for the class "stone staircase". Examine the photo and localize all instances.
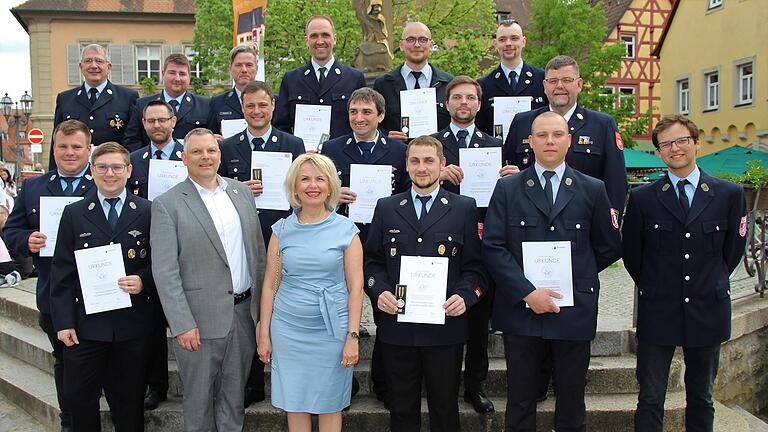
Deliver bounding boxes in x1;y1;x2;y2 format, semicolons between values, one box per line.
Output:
0;283;761;431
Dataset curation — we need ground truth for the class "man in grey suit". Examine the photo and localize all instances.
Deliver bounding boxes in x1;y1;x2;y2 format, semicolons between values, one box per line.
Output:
150;128;265;431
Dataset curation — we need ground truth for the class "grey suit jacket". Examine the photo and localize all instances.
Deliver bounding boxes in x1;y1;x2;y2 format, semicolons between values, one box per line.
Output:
150;177;266;339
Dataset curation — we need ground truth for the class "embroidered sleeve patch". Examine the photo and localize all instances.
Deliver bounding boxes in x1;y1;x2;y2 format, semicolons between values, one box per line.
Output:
615;131;624;151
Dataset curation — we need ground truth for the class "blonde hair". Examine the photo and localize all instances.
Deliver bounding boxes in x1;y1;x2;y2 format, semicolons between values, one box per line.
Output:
285;153;341;209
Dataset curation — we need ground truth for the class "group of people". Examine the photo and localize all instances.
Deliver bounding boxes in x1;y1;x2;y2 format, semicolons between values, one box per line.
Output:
2;11;748;432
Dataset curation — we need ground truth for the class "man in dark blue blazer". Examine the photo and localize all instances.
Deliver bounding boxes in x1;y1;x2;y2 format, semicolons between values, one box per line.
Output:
476;19;547;137
273;15;367;141
3;120;96;432
483;112;621;431
51;142;154;432
623;115;746;432
503;55;628;214
128;100;185;200
364;136;487;432
123;53;210;150
373;22;453;141
207;46;259;136
50;44;139;169
320;87;408;404
217;80;304;406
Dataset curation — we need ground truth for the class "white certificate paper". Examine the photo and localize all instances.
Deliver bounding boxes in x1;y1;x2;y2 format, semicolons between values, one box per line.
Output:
148;159;188;201
348;164;392;223
39;196;84;257
293;104;331;151
400;88;438;137
75;243;131;315
251;151;292;210
493;96;532;142
397;256;449;325
459;147;502;208
522;241;574;307
221;119;248;139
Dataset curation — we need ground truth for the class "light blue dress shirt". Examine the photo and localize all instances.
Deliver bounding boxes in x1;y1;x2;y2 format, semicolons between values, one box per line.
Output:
534;162;566;204
97;189;127;221
401;63;433;90
411;186;440;219
667;166;700;207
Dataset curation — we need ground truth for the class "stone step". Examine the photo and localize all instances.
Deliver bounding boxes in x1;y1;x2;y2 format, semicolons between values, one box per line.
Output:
0;348;691;432
0;313;681;398
0;391;53;432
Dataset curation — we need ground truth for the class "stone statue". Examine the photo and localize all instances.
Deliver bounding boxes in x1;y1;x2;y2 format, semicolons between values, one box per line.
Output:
353;0;393;73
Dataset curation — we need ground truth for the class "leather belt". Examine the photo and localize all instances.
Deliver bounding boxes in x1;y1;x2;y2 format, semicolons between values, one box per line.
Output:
234;288;251;305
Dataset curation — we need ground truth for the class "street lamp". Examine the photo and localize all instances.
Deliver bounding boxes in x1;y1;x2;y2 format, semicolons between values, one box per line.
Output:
1;91;34;178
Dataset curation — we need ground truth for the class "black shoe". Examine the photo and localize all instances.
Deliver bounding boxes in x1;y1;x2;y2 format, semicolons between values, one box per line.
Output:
143;389;167;411
244;386;266;407
536;392;548;403
464;390;494;413
60;426;73;432
351;376;360;398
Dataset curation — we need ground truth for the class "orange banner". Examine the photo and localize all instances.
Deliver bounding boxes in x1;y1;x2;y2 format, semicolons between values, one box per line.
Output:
232;0;267;60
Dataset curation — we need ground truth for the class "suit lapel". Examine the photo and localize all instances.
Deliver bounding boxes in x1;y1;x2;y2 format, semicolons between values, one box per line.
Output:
548;167;576;223
175;93;193;122
656;178;686;224
318;62;341;97
225;90;243;116
342;135;366;164
387;66;407;93
687;172;716;224
225;180;254;252
113;195;142;237
170;142;184;161
437;128;461;162
568;105;587;137
515;63;535;96
491;66;512;97
45;173;66;196
394;193;420;233
91;82;114;112
83;196;113;237
235;132;253;164
418;189;451;235
180;179;228;263
522;168;550;217
369;135;391;165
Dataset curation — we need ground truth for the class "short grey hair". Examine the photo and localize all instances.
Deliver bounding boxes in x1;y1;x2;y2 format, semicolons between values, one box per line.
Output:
183;128;217;149
80;44;110;63
545;55;579;75
229;45;258;65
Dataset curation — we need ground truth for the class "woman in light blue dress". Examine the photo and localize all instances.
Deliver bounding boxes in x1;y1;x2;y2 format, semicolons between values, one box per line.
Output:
258;153;364;432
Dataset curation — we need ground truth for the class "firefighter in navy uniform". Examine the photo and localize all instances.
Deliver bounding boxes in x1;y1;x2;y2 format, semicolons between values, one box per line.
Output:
207;46;259;136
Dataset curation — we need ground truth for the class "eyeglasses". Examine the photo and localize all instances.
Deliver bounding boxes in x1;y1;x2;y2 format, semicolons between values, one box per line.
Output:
402;36;431;45
657;136;693;151
544;77;579;85
144;117;172;125
93;163;128;174
82;58;107;65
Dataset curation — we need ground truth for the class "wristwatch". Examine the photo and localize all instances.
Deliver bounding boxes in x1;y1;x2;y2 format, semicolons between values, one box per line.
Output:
348;331;360;340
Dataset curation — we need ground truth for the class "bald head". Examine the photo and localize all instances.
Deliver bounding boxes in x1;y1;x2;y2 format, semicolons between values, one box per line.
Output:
400;22;434;69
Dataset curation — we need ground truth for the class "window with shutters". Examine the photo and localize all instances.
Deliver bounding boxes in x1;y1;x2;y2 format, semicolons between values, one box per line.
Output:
136;45;162;83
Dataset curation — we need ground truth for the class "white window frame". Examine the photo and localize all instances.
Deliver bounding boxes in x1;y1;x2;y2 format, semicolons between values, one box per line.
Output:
184;46;203;80
737;62;754;105
676;78;690;115
618;87;636;113
708;0;723;10
620;35;635;59
136;45;162;83
704;71;719;111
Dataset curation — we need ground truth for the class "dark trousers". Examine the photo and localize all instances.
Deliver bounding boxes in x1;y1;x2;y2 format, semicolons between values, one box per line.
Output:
503;334;591;432
635;342;721;432
382;342;463;432
245;346;266;394
38;312;70;428
370;311;388;397
64;337;148;432
464;282;493;392
144;302;168;395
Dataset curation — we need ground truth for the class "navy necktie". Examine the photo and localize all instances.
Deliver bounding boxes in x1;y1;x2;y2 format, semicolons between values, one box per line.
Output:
105;198;119;232
318;67;326;89
417;195;431;220
154;149;163;160
358;141;375;161
456;129;469;148
62;177;76;196
509;70;518;92
252;137;265;151
411;71;422;89
677;179;690;214
543;171;556;209
169;99;180;113
88;88;98;105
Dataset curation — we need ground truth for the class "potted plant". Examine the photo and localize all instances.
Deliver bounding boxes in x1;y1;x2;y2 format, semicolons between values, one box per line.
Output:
722;160;768;210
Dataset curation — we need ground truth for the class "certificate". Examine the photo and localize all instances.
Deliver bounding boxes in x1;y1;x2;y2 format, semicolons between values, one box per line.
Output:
522;241;574;307
293;104;331;151
251;151;292;210
459;147;502;207
148;159;188;201
75;243;131;315
221;119;248;139
493;96;532;142
399;88;438;137
397;256;449;325
348;164;392;223
39;196;84;257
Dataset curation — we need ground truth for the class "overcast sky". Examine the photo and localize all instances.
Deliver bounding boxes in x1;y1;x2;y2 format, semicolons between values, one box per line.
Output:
0;1;32;104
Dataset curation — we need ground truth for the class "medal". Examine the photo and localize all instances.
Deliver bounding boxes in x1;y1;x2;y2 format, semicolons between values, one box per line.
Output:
128;249;136;259
390;247;397;256
140;249;147;258
438;244;446;255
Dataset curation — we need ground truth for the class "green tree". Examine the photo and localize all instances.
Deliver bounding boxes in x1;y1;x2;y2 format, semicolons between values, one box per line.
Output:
525;0;651;147
192;0;234;87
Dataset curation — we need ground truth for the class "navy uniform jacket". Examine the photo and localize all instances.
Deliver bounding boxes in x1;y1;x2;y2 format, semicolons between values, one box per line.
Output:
3;170;96;314
373;64;453;135
319;132;409;243
483;165;621;341
218;128;305;243
431;125;502;200
273;60;367;139
127;140;185;199
207;88;243;135
476;62;548;136
364;188;487;346
622;172;746;347
122;92;210;150
50;194;154;342
50;81;139;167
503;105;628;213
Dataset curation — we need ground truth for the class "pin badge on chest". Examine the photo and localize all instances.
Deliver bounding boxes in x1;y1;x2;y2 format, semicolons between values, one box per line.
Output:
701;183;710;192
438;244;446;255
441;197;448;205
